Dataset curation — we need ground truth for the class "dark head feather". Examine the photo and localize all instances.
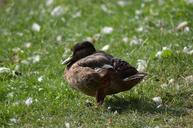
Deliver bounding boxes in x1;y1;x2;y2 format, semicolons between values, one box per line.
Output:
66;41;96;68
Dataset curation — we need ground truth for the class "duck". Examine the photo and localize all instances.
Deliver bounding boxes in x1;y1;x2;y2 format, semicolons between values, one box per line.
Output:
63;41;146;105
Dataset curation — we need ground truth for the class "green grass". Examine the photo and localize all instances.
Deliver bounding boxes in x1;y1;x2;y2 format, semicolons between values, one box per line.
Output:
0;0;193;127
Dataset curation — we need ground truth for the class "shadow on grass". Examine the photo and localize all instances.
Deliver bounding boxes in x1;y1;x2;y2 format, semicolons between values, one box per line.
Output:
104;96;188;117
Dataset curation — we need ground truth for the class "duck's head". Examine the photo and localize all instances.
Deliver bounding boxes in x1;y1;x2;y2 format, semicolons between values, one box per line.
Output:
62;41;96;68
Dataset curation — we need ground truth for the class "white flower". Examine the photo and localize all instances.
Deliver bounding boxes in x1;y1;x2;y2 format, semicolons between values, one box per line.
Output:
85;99;93;107
122;37;129;43
65;122;70;128
101;44;110;51
183;46;193;55
176;84;180;90
25;97;33;106
130;37;143;46
21;60;30;65
154;125;160;128
188;50;193;55
186;0;193;4
113;110;118;115
158;0;165;5
0;67;11;74
51;6;64;16
30;55;41;63
184;26;190;32
32;23;41;32
155;51;163;58
162;47;170;51
168;79;175;85
185;75;193;84
72;11;81;18
14;64;20;71
183;47;189;53
85;37;93;42
100;4;112;14
16;32;24;36
12;47;21;53
13;101;21;106
38;88;43;91
24;42;32;48
56;35;63;42
10;118;17;124
152;96;162;104
160;83;168;88
101;27;113;34
107;106;111;110
155;46;172;58
135;10;142;15
93;33;101;40
38;76;43;82
7;92;14;98
156;104;162;109
46;0;54;6
176;21;188;31
136;26;144;32
117;1;127;7
137;59;147;72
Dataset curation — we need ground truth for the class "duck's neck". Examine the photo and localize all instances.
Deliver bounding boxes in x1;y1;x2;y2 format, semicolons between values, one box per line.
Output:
66;61;75;69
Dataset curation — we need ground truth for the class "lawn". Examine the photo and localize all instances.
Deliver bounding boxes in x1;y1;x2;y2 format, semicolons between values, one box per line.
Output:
0;0;193;127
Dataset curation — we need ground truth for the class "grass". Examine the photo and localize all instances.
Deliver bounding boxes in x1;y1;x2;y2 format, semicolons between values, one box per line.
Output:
0;0;193;127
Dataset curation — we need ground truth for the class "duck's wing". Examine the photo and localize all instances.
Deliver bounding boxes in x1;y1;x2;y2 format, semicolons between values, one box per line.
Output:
76;52;113;70
111;57;139;79
76;51;139;79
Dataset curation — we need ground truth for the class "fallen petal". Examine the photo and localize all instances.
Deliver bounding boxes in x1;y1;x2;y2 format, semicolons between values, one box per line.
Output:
176;21;188;31
117;1;127;7
32;23;41;32
101;44;110;51
184;26;190;32
101;27;113;34
10;118;17;124
122;37;129;43
137;59;147;72
130;37;143;46
24;42;32;48
160;83;168;88
168;78;175;85
56;35;63;42
46;0;53;6
185;75;193;84
38;76;43;82
183;46;193;55
72;11;81;18
152;96;162;104
155;51;163;58
0;67;11;74
65;122;70;128
51;6;64;17
25;97;33;106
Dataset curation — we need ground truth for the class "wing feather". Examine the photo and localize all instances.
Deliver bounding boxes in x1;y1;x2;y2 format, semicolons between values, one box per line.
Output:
76;51;138;79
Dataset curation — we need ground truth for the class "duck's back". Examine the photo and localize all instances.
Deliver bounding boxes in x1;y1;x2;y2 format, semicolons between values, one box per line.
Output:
76;51;138;79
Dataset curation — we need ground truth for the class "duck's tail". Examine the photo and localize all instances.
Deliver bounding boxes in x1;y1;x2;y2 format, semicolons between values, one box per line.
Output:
121;72;147;90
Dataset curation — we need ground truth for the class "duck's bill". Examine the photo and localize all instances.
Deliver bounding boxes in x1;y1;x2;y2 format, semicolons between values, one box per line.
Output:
123;72;147;81
62;54;72;65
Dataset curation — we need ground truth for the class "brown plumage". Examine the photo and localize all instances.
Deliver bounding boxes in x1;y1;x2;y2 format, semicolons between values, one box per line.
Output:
63;41;146;105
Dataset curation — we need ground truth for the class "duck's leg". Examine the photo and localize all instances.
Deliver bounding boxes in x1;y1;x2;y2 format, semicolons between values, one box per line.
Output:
96;88;105;105
96;70;111;105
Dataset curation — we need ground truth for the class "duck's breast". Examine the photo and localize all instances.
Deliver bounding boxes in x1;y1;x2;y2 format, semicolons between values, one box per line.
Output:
65;64;101;96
